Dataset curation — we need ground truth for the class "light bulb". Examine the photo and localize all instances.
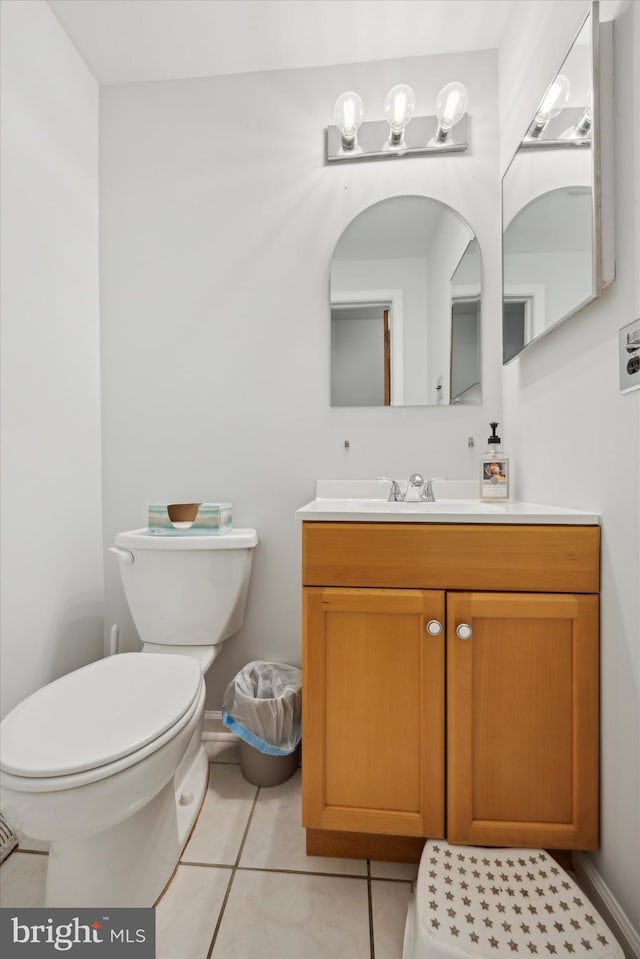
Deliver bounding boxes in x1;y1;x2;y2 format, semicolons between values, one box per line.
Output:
435;82;468;140
560;87;593;140
384;84;416;144
334;92;364;150
574;87;593;136
535;74;571;125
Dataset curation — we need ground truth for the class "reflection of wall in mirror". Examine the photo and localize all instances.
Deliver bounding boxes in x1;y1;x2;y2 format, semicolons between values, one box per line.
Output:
502;147;591;228
426;213;475;404
331;258;427;404
503;186;593;332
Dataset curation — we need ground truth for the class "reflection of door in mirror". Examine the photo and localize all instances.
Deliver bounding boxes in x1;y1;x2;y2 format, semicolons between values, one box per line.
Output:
330;305;391;407
330;196;481;407
503;300;529;363
449;238;481;404
450;298;481;403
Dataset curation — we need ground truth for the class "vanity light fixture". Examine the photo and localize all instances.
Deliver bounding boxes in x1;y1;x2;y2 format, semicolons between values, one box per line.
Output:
334;91;364;151
434;81;469;142
384;84;416;146
327;82;469;162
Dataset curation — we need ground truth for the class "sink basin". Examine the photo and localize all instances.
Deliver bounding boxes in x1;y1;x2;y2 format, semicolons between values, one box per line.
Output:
304;496;503;515
349;499;505;513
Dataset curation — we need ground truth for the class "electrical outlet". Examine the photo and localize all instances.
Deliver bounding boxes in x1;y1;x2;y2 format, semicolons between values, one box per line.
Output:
619;319;640;394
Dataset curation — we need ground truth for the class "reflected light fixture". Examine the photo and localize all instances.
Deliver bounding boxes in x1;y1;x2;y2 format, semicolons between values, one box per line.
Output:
526;74;571;138
327;82;469;162
572;88;593;137
522;82;592;150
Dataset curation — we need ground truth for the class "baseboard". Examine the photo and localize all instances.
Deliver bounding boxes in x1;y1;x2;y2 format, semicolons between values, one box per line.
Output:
573;852;640;959
202;709;239;742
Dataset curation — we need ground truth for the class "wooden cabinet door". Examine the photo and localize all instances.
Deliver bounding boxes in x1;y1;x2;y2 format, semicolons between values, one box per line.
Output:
447;592;599;849
302;587;445;838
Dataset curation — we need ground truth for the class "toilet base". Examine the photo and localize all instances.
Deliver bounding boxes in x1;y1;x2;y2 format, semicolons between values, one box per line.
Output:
44;739;209;907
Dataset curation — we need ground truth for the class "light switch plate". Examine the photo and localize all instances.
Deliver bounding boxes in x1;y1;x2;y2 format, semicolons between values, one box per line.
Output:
619;319;640;394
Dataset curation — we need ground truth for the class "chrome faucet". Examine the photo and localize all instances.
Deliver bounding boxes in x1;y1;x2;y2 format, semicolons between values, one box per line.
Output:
379;474;426;502
404;473;425;502
422;477;447;502
378;477;403;501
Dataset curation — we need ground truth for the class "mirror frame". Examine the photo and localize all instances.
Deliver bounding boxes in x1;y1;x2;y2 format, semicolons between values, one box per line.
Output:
501;0;602;363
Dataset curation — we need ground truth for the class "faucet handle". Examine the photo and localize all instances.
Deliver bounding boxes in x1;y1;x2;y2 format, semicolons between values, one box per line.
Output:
422;477;448;502
377;476;402;502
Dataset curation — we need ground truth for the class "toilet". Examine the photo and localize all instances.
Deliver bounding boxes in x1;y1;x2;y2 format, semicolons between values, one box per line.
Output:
403;839;624;959
0;526;257;907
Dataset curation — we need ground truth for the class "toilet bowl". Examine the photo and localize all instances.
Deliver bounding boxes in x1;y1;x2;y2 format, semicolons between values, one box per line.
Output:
0;526;257;906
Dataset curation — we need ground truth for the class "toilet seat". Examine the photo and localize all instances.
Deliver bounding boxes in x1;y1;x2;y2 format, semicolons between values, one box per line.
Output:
0;653;203;787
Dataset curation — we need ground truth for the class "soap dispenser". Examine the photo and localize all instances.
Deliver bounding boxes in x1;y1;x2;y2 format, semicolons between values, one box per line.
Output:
480;422;510;500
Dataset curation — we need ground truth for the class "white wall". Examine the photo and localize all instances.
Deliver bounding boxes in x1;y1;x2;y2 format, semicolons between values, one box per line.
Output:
99;48;500;710
0;0;103;718
426;212;476;404
500;0;640;939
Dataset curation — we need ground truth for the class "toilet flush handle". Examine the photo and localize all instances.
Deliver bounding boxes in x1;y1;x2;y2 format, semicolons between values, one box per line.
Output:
109;546;134;565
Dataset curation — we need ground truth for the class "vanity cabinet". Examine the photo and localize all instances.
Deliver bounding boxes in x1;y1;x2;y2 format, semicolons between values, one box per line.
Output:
301;522;599;859
303;587;445;840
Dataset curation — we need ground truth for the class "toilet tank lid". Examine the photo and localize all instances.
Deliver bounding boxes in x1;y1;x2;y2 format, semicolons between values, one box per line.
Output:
115;528;258;550
0;654;202;778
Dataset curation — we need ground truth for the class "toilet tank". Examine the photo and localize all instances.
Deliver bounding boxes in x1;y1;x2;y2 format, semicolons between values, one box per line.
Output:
112;528;258;647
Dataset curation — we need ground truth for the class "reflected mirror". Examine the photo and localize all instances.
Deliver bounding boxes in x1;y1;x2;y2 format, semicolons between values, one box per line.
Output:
502;4;600;362
330;196;481;406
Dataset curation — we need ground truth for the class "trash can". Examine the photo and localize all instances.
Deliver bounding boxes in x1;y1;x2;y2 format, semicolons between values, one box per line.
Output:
222;661;302;787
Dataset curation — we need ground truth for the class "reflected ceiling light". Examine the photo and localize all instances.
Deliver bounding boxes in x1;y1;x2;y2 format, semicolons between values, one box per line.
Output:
527;74;571;138
334;91;364;151
326;81;469;163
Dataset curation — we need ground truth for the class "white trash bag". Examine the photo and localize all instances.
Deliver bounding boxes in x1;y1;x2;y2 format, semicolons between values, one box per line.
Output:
222;661;302;756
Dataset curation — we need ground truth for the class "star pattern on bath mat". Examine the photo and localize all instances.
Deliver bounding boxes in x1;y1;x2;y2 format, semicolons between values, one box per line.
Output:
416;842;622;957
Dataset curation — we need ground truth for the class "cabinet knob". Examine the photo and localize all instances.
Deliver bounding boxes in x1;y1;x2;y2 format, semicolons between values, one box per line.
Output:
426;619;443;636
456;623;472;640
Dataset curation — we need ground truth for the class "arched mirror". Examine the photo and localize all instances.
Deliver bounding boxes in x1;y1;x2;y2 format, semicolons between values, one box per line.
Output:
502;3;602;362
330;196;481;407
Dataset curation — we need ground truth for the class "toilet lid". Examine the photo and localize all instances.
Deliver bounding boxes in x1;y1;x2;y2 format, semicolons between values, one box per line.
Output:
0;653;202;778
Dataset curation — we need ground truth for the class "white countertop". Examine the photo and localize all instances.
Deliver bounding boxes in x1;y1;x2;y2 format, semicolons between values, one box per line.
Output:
295;480;600;525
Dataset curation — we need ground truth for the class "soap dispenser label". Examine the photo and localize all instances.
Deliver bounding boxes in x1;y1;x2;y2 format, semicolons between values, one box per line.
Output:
481;458;509;498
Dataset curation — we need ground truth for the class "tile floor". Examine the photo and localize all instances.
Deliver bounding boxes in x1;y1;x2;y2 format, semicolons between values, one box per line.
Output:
0;742;417;958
